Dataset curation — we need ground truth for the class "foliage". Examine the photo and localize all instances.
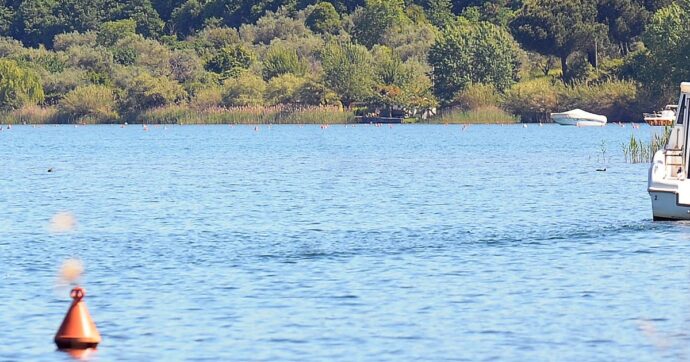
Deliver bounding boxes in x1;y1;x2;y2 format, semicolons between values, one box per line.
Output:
503;77;561;123
205;45;255;78
58;85;117;123
351;0;409;48
0;59;44;110
139;104;353;124
429;21;521;103
633;1;690;102
119;71;187;113
321;41;374;107
262;44;308;80
222;72;266;106
453;83;500;110
305;2;341;34
431;105;519;124
266;73;307;104
510;0;606;81
97;19;137;46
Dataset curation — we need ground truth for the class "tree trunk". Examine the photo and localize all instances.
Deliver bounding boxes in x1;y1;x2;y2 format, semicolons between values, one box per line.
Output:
560;56;568;82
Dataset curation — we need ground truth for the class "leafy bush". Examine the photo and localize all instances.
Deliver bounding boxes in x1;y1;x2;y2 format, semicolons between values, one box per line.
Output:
266;74;307;105
503;77;561;123
190;87;223;109
0;59;44;110
59;85;118;123
262;44;308;80
222;73;266;106
429;21;521;103
118;71;187;113
305;2;341;34
205;45;255;78
432;105;519;124
453;83;500;110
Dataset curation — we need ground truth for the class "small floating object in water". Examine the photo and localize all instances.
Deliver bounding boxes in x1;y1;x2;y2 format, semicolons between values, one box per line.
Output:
596;168;607;172
523;124;528;128
55;287;101;350
48;168;54;172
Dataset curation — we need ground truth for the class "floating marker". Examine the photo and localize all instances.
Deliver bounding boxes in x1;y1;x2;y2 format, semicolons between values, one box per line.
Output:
55;287;101;350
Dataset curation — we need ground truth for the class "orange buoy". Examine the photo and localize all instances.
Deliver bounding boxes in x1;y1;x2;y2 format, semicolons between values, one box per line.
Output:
55;287;101;349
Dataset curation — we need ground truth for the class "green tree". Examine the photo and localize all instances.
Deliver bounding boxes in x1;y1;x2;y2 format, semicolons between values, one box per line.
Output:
426;0;454;27
321;41;374;107
12;0;59;47
170;0;204;37
119;71;186;112
510;0;605;81
59;84;117;122
222;72;266;106
429;21;521;103
351;0;409;48
305;2;341;34
372;47;436;115
262;44;308;80
633;1;690;100
597;0;648;54
265;73;306;104
104;0;164;38
205;45;255;78
97;19;137;46
0;59;44;110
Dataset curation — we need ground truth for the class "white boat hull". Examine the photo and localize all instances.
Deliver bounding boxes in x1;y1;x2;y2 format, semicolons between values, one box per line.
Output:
552;117;606;127
550;109;607;126
649;190;690;220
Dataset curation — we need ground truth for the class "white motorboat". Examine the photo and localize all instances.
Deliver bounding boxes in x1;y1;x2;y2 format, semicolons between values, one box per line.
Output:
644;104;677;127
648;83;690;220
550;109;607;126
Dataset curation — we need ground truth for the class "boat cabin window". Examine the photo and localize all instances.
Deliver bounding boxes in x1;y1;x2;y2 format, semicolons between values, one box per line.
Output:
678;95;686;125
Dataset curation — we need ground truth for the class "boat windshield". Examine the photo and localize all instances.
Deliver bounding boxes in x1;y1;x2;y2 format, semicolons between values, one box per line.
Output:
678;95;686;125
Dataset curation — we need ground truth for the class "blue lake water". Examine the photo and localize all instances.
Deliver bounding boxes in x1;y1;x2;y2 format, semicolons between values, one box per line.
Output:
2;124;690;361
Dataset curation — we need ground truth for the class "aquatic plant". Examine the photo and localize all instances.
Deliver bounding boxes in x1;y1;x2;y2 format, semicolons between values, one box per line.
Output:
430;105;519;124
138;104;354;124
622;127;671;163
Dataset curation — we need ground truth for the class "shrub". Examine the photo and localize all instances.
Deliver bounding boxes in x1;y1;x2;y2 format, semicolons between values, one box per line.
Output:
559;80;639;122
266;74;307;105
97;19;137;47
53;32;98;51
190;87;223;109
0;59;44;110
262;44;308;80
503;77;561;123
205;45;255;78
41;68;88;104
3;105;58;124
119;71;187;113
432;105;519;124
306;2;341;34
59;85;118;123
222;73;266;106
453;83;500;110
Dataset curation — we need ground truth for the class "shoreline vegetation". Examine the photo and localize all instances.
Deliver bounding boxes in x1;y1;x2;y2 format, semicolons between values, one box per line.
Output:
0;1;685;125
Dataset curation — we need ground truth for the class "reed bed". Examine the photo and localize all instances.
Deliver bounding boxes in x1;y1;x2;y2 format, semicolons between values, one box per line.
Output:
622;127;671;163
430;105;519;124
2;105;59;124
138;105;355;124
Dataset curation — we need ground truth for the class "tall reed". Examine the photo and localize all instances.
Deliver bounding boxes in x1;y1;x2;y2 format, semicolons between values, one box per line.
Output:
138;104;354;124
622;127;671;163
430;105;519;124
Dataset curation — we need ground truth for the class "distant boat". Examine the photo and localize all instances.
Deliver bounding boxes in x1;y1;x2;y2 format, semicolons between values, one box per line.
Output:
644;104;677;127
550;109;607;127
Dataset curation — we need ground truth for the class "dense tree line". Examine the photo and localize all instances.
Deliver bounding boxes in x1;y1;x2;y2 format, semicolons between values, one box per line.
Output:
0;0;687;123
